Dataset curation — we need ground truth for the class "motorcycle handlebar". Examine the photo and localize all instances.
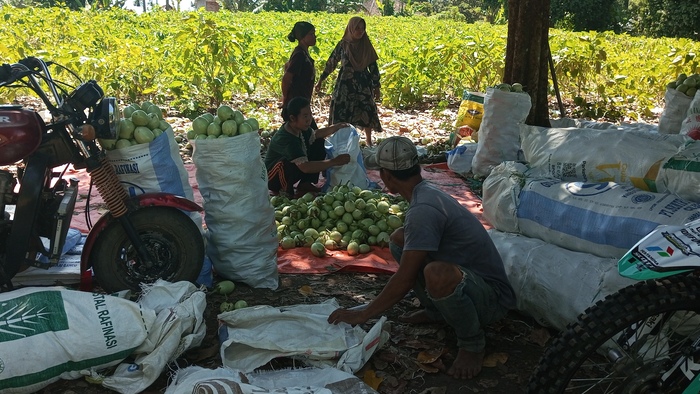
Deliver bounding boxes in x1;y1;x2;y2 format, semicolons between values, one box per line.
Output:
0;57;48;86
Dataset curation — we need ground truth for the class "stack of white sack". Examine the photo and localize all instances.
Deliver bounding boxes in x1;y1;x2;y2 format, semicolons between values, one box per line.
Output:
483;161;700;259
481;123;700;328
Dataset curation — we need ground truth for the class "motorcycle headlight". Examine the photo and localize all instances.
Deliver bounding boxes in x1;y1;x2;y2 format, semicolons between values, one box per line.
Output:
93;97;118;140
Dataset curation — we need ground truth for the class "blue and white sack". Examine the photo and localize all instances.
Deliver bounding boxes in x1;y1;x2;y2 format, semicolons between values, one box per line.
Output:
105;128;195;203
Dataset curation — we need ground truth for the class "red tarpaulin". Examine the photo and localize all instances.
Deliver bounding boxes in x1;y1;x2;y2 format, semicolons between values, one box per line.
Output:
67;162;487;275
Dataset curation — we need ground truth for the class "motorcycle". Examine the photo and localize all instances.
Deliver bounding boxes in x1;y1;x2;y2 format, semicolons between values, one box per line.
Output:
0;57;204;293
528;219;700;393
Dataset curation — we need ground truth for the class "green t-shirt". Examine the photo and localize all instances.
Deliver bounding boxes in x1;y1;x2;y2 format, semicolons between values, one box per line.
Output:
264;124;315;170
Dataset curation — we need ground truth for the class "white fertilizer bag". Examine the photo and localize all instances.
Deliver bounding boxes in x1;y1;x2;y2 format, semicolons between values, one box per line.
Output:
679;113;700;137
105;128;196;205
659;86;694;134
517;179;700;258
471;87;531;177
165;366;379;394
656;140;700;202
192;131;279;290
490;229;635;330
101;280;207;393
0;287;157;394
481;161;528;233
324;126;370;190
520;124;690;191
218;299;388;374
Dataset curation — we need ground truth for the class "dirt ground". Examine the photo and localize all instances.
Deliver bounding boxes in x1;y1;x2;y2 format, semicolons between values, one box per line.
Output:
43;272;551;394
31;96;557;394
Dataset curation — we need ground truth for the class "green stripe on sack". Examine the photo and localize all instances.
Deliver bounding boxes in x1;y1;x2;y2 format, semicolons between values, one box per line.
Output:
0;347;136;389
662;158;700;172
0;291;69;343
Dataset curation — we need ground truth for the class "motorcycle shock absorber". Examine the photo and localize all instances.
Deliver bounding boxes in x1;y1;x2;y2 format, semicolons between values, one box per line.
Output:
88;155;155;269
88;155;129;217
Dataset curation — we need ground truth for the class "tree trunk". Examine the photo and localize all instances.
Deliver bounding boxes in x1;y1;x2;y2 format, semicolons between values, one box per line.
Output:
505;0;551;127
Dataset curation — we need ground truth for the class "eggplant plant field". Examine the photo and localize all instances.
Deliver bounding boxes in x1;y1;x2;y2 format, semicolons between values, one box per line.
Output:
1;7;699;121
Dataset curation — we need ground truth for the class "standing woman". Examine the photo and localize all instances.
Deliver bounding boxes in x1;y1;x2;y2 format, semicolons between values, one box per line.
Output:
281;21;318;129
315;16;382;146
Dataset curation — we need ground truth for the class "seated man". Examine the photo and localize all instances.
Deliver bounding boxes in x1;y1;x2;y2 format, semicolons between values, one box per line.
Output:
328;136;516;379
265;96;351;197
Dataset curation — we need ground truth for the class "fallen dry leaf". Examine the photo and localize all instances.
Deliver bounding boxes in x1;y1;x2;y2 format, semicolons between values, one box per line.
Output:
362;369;384;390
416;347;448;364
376;349;400;363
482;352;509;368
429;357;447;372
403;339;433;350
297;285;314;296
528;327;552;347
414;361;440;373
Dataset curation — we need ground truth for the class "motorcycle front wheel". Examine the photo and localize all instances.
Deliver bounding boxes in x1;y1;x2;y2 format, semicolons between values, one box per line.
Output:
528;275;700;394
91;206;204;293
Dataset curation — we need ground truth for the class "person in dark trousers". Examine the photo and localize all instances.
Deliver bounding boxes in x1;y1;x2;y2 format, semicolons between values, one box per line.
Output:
265;97;351;197
328;136;516;379
315;16;382;147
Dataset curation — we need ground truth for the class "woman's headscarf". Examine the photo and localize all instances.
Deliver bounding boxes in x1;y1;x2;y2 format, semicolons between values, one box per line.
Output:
340;16;379;72
288;21;315;42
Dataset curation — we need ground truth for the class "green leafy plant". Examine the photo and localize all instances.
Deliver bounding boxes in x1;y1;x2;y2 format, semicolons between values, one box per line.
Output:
1;7;699;122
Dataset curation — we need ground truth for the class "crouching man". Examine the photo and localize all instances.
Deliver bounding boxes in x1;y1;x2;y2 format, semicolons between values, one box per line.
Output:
327;136;516;379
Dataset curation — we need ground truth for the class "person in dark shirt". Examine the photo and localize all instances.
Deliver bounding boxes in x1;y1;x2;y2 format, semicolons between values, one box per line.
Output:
281;21;318;129
328;136;516;379
265;97;351;197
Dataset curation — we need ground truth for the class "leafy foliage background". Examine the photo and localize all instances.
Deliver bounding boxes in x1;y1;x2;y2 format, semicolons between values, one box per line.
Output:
0;7;698;121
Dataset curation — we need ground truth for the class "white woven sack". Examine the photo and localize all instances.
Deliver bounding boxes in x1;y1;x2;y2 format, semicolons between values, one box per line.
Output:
481;161;528;233
0;287;156;394
656;140;700;202
659;86;693;134
218;299;388;374
105;128;202;226
471;87;531;177
191;132;279;290
105;128;193;201
517;179;700;258
520;124;690;191
490;229;634;330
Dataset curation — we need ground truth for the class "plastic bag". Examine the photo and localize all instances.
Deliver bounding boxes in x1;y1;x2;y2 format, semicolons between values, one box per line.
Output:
324;126;370;190
445;142;477;177
658;86;693;134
